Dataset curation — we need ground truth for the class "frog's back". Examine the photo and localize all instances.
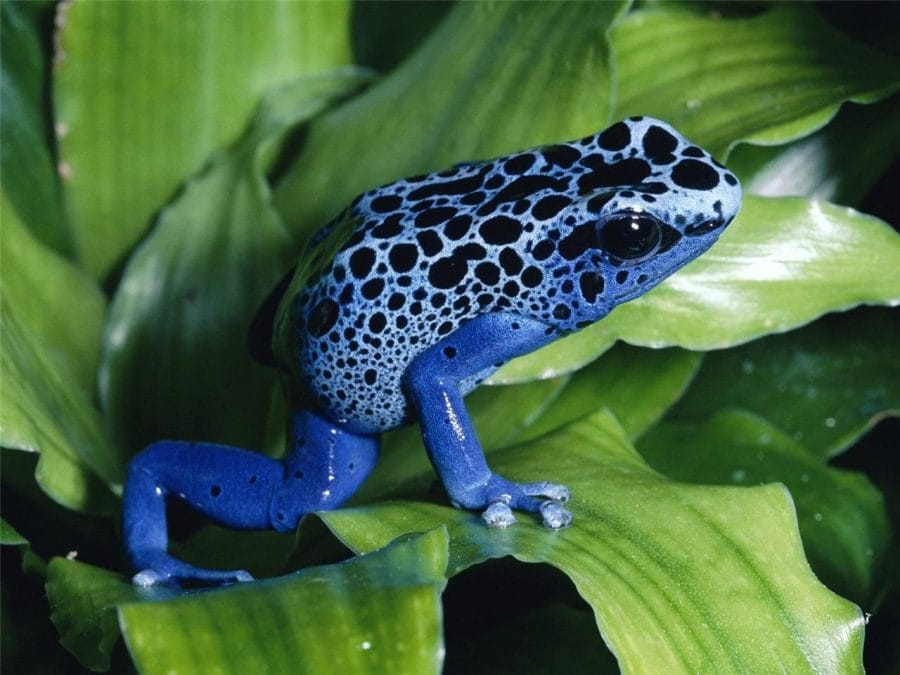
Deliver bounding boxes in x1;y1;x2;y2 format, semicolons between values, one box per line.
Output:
274;117;740;433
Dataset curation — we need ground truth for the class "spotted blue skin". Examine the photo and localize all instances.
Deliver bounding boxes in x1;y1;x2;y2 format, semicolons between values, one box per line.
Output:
123;117;741;586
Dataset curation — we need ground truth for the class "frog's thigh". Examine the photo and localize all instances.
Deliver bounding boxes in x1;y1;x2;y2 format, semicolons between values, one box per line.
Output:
402;312;556;504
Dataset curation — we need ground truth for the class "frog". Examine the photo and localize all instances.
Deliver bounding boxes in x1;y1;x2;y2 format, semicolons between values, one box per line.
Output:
123;116;742;586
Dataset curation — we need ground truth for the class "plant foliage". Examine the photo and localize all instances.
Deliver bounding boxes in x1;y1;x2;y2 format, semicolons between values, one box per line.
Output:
2;2;898;673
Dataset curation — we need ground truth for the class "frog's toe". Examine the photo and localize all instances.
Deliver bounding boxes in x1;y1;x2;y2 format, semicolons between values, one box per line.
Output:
539;500;573;529
482;501;517;528
132;569;166;587
471;476;573;529
521;481;570;503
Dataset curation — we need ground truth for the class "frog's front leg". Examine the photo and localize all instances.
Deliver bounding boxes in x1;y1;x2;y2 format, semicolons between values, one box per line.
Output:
122;411;379;586
404;313;572;529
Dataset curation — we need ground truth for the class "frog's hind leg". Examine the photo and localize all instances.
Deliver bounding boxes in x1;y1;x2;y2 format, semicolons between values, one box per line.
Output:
122;411;379;586
403;312;572;529
123;441;280;585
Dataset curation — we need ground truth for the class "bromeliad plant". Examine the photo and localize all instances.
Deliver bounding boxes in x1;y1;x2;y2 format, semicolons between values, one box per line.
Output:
2;2;898;673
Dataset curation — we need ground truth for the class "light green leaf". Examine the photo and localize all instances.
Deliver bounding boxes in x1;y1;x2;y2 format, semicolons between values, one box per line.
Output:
497;197;900;381
99;72;369;457
729;95;900;205
323;411;865;673
0;195;118;511
0;1;68;254
117;529;448;675
612;5;900;157
54;0;352;279
510;344;702;441
274;0;627;240
638;409;891;605
668;308;899;458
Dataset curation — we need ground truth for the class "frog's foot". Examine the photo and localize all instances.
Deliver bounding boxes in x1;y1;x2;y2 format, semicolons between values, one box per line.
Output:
131;551;253;588
460;475;572;530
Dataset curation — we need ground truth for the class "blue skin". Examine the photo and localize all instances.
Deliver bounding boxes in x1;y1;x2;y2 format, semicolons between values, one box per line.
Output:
123;117;741;586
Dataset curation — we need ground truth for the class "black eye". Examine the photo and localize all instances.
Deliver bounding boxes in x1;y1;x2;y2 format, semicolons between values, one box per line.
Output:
599;212;662;261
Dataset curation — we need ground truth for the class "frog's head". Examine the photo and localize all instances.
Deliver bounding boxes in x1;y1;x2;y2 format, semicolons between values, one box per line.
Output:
571;117;742;309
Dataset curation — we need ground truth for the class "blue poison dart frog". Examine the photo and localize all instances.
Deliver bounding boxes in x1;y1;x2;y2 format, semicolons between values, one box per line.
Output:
123;117;741;586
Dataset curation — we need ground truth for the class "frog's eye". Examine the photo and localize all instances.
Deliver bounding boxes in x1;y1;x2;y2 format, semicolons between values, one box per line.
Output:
599;212;662;261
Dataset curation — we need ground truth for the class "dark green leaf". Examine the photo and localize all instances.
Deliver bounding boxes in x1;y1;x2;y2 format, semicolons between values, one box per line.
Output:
668;308;900;458
0;0;68;254
99;72;369;457
351;1;452;73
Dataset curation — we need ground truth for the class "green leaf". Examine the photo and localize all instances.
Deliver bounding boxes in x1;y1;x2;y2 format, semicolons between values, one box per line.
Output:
0;196;102;388
322;411;865;673
638;409;891;605
117;529;448;675
0;0;68;254
668;308;900;458
0;195;118;512
46;558;147;671
612;5;900;157
274;0;627;240
351;1;453;73
99;72;369;457
511;344;702;441
54;0;352;279
1;517;27;546
729;95;900;206
497;197;900;381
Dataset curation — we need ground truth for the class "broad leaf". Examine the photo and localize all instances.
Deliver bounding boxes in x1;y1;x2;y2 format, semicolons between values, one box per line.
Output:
729;95;900;206
638;409;891;605
0;518;27;546
54;0;352;278
46;559;148;671
273;1;627;239
0;196;118;511
117;529;447;674
668;308;900;458
99;72;369;458
612;5;900;156
511;344;702;440
497;197;900;381
323;411;865;673
0;0;68;254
